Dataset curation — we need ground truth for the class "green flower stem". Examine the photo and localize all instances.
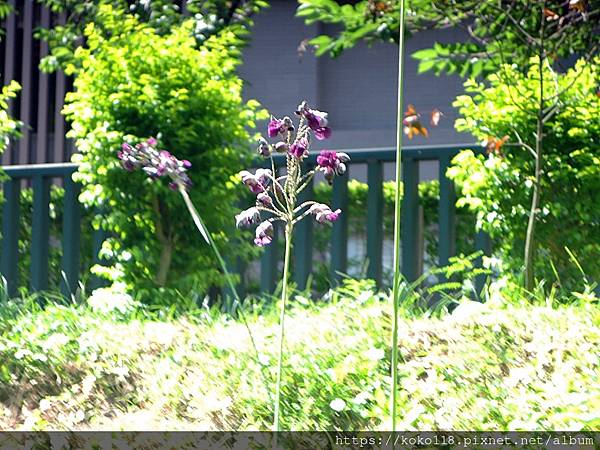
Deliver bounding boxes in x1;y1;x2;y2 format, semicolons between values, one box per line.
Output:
391;0;407;433
273;221;293;432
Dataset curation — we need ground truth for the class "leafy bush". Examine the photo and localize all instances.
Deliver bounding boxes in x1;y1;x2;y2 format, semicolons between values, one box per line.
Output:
0;80;20;151
0;280;598;431
63;5;267;299
448;58;600;289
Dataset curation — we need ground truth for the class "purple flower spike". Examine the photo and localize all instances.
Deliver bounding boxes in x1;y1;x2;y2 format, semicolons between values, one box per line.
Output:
254;221;273;246
316;150;350;184
118;137;192;190
309;203;341;224
235;207;261;228
289;137;308;159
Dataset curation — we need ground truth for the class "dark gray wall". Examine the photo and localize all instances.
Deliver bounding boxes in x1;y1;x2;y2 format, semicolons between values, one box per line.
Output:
240;0;474;151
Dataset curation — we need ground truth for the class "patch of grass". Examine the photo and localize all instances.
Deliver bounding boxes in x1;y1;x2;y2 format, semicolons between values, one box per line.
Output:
0;280;598;431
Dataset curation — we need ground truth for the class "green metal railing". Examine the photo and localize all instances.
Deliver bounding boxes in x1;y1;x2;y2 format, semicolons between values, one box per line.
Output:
0;144;490;298
256;144;490;293
0;163;107;297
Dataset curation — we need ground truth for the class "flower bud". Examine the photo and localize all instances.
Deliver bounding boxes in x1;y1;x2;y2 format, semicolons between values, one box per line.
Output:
274;142;289;153
257;192;273;207
235;207;261;228
257;137;271;157
254;221;274;246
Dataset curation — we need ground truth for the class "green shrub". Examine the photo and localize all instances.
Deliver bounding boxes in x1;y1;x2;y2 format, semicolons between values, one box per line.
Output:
448;57;600;289
0;80;20;152
63;5;267;300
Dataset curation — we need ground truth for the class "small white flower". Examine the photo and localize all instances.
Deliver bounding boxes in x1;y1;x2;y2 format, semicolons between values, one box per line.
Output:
364;347;385;361
329;398;346;412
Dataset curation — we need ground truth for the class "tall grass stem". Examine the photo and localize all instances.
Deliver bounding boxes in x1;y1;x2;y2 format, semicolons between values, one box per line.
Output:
391;0;407;433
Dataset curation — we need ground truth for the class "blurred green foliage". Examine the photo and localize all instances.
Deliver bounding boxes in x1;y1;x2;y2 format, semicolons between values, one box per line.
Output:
35;0;268;73
63;5;268;300
448;57;600;289
297;0;599;79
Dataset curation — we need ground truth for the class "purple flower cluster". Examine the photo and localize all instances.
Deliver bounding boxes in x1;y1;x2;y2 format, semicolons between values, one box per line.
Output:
237;101;349;247
263;101;333;162
316;150;350;184
118;138;192;190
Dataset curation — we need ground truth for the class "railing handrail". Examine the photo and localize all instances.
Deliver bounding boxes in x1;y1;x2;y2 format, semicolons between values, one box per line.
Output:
0;143;483;175
2;162;78;178
257;143;482;166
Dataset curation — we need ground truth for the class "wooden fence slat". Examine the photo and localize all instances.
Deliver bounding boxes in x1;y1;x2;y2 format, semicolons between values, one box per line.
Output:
330;171;349;284
366;159;383;286
53;11;67;163
401;157;420;281
60;176;81;296
293;163;314;291
2;0;17;165
35;5;51;164
1;179;20;296
30;175;50;291
18;0;34;165
438;155;456;269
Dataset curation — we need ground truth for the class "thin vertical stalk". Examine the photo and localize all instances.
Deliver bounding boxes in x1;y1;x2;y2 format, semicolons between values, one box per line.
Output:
273;223;293;431
524;4;546;291
391;0;407;433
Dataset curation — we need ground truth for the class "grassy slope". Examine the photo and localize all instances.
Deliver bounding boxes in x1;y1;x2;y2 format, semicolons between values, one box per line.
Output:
0;286;598;431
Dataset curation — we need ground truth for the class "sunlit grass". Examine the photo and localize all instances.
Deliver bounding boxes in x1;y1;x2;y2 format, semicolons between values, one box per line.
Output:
0;280;598;431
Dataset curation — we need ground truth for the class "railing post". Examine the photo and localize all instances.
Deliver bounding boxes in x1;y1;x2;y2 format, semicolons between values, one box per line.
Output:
260;221;279;294
401;157;420;282
1;179;20;296
31;176;50;291
438;154;456;270
294;163;314;291
330;171;349;284
60;175;81;297
366;159;383;286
